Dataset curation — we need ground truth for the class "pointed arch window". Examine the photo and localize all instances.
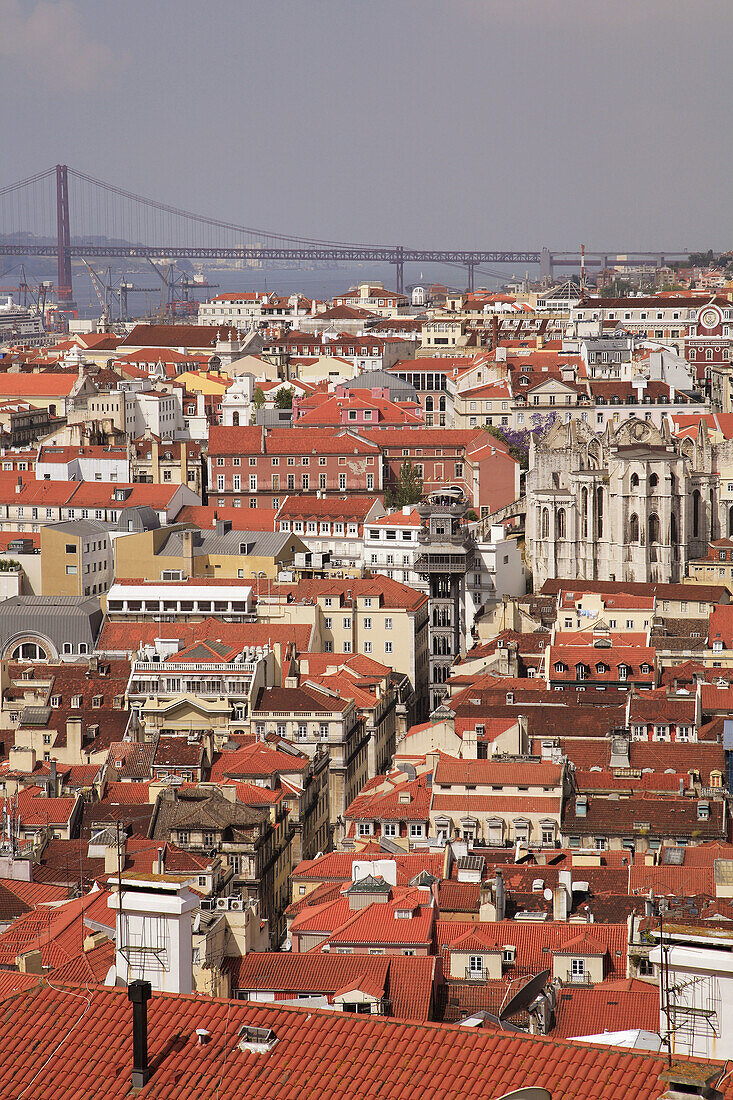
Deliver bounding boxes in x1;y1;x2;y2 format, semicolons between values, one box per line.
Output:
629;514;639;542
648;513;660;544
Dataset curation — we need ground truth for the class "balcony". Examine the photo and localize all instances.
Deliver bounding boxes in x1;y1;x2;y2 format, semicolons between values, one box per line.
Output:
417;529;474;549
417;500;469;519
563;971;592;986
415;552;473;574
464;966;490;981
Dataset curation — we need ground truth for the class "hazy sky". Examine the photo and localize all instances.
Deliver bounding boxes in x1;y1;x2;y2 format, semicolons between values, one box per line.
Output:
2;0;731;251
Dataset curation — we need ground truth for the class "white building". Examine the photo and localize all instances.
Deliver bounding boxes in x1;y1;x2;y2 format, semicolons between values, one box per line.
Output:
465;525;526;623
36;446;130;484
649;917;733;1060
220;374;256;427
363;507;424;587
105;580;256;620
109;874;199;994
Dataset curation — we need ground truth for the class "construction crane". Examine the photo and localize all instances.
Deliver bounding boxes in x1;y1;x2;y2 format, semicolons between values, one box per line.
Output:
81;257;157;322
81;258;111;327
146;258;218;318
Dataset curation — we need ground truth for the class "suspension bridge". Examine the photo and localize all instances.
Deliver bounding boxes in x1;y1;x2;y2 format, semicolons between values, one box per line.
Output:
0;165;692;308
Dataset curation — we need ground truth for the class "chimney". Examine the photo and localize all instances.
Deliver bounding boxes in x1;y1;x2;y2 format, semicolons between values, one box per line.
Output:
105;836;126;874
128;980;152;1089
494;871;506;922
658;1064;725;1100
553;884;569;921
181;529;194;578
66;716;83;760
15;949;42;974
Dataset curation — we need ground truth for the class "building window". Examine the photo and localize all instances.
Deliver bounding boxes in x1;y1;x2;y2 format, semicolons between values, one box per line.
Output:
570;958;585;979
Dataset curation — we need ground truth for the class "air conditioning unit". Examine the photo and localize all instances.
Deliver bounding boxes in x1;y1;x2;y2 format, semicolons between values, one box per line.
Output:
216;897;229;910
230;898;244;912
200;899;216;911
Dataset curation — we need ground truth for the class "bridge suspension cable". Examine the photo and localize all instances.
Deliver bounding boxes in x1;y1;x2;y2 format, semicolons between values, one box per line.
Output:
66;167;388;250
0;167;55;198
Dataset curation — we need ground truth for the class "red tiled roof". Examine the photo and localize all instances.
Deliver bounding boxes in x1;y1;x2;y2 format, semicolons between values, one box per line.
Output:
317;897;435;948
228;952;436;1022
209;425;380;456
542;578;728;603
100;782;151;805
175;505;277;531
120;323;239;349
277;495;382;521
270;576;428;613
628;865;715;897
297;653;392;678
256;684;352;716
292;851;445;883
431;794;562;814
153;737;204;769
48;938;115;984
0;373;79;396
4;790;79;828
97;617;311;656
552;979;659;1039
437;919;628;978
0;984;702;1100
436;882;481;914
433;757;562;787
346;773;432;823
0;889;112;968
210;742;310;780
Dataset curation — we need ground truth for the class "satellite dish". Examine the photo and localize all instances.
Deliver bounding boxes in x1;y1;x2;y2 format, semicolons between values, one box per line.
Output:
499;970;551;1021
543;888;553;902
494;1090;551;1100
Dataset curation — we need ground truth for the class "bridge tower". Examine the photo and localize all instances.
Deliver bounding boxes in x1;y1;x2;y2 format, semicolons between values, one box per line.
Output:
394;246;405;294
55;164;74;309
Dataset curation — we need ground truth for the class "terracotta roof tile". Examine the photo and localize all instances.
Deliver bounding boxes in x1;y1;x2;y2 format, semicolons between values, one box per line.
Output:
0;985;702;1100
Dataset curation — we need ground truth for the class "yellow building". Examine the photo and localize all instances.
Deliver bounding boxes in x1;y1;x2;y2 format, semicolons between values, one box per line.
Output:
688;539;733;593
256;578;430;720
40;520;114;598
113;521;308;582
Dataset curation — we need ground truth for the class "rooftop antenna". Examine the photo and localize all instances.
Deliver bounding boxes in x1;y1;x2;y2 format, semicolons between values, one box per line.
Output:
659;909;673;1066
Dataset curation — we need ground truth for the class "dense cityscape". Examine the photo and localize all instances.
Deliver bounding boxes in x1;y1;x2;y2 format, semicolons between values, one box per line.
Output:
2;2;733;1098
